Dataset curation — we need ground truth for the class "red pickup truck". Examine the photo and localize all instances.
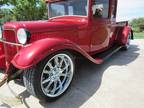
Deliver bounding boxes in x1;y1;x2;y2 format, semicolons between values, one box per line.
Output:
0;0;133;101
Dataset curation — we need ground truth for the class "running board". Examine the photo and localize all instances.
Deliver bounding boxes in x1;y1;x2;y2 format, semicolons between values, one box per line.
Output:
93;45;122;64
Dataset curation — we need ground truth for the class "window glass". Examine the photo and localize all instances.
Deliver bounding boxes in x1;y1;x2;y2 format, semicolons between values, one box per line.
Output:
50;4;65;17
92;0;109;18
48;0;88;18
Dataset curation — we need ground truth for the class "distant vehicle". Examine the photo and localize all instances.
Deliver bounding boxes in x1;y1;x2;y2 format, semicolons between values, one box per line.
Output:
0;0;133;101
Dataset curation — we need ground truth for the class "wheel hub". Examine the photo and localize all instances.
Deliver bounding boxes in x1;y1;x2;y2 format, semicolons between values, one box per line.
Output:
50;68;61;81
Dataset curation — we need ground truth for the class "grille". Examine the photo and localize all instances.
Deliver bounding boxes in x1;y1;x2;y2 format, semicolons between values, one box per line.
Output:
3;30;16;43
3;30;17;61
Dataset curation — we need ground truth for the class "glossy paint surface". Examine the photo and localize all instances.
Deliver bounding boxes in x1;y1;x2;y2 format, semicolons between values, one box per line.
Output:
0;42;5;69
0;0;131;70
11;38;105;69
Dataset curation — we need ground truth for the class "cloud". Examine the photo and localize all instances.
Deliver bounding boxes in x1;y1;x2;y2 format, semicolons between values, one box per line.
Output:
116;0;144;21
118;0;144;9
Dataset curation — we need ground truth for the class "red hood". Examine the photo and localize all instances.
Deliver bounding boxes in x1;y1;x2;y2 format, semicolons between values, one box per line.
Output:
3;16;88;33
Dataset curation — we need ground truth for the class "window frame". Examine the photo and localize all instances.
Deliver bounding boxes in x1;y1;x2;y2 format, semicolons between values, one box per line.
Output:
111;0;117;19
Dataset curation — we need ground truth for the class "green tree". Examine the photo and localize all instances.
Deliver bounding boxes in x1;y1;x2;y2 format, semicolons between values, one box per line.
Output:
130;18;144;27
0;9;15;24
11;0;48;21
0;0;48;21
130;18;144;32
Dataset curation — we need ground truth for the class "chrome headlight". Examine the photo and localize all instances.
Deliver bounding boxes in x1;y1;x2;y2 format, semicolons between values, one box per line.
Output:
17;28;29;44
0;26;2;39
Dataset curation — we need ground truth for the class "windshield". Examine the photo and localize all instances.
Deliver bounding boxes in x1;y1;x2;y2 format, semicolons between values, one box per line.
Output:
47;0;88;19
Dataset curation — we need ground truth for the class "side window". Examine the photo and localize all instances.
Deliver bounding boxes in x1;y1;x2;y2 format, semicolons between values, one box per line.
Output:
92;0;109;18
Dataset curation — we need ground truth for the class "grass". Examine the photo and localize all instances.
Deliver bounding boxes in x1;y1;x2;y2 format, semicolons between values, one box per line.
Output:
134;32;144;39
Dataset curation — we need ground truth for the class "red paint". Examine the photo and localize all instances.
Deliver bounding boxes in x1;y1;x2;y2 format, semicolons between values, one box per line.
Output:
0;0;132;72
0;42;5;69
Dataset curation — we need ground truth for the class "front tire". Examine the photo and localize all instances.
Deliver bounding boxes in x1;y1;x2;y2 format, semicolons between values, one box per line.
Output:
23;51;75;101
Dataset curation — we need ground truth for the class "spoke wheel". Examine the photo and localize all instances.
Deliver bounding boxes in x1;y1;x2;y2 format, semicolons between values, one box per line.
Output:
23;51;75;101
41;54;74;98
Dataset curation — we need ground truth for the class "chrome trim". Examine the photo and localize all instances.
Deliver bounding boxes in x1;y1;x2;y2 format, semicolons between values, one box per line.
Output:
0;39;23;47
3;28;16;31
41;53;74;98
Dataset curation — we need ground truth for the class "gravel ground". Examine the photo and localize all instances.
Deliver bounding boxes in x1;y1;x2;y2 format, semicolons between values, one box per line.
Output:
0;39;144;108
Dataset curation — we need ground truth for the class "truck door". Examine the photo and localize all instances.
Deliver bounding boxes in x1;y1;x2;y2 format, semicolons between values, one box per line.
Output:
90;0;111;52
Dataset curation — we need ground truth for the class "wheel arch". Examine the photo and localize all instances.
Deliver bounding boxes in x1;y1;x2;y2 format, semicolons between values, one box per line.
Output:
23;49;76;101
116;25;132;45
11;38;96;70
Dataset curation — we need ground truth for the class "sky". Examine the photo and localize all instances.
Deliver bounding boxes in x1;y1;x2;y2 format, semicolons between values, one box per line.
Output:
0;5;13;9
116;0;144;21
1;0;144;22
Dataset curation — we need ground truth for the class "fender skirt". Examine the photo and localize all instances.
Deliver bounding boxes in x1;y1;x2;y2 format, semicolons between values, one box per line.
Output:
11;38;101;69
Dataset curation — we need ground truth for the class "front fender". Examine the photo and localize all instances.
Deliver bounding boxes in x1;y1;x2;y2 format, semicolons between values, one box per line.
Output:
11;38;100;69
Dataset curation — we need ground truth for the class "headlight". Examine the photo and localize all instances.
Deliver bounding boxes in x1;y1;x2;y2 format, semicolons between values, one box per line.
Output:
0;26;2;39
17;28;28;44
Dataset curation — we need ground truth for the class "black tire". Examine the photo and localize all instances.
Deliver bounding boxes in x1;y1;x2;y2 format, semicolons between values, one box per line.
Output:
122;31;132;50
23;51;75;101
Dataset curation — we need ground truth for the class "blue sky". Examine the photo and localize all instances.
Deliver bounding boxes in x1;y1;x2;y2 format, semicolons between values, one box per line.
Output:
1;5;13;9
1;0;144;21
117;0;144;21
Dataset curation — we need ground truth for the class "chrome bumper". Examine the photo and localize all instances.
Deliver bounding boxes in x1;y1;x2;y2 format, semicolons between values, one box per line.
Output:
0;39;23;47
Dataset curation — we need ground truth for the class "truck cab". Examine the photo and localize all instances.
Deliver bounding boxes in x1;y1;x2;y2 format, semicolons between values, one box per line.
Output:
0;0;132;101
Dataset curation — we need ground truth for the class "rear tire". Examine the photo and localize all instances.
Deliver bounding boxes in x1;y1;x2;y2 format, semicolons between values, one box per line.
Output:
23;51;75;101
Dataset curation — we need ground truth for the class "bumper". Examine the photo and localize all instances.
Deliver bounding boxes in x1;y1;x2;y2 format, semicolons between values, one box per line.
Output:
0;39;23;47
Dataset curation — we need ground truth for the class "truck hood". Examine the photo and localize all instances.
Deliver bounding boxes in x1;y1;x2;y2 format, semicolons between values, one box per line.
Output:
3;17;88;33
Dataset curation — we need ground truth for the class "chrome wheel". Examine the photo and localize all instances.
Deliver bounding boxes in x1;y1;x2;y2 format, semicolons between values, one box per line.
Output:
41;53;74;98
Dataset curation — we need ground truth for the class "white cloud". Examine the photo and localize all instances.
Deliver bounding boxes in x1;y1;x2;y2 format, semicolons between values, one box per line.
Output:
118;0;144;9
116;0;144;21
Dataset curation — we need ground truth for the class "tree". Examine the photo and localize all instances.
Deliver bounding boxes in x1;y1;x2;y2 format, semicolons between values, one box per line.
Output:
0;9;15;24
130;18;144;27
11;0;48;21
0;0;48;21
130;18;144;32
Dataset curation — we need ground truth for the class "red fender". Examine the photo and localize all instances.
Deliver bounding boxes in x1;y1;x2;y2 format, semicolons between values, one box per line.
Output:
117;26;131;45
121;26;131;44
11;38;102;69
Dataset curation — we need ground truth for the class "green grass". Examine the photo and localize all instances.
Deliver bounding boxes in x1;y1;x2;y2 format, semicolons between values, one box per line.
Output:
134;32;144;39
